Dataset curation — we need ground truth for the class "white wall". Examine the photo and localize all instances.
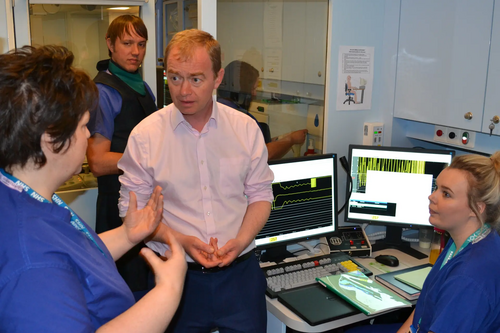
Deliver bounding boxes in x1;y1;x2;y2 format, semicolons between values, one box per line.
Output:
141;0;157;97
199;0;217;37
324;0;400;227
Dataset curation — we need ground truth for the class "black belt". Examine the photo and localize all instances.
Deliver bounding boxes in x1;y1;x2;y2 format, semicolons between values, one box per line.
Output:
187;250;254;273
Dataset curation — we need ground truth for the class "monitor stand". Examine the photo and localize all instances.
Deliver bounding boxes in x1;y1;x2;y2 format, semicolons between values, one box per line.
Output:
260;245;294;263
371;226;428;260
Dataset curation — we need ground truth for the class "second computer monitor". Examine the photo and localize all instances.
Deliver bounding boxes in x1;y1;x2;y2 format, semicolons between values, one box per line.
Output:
345;145;454;258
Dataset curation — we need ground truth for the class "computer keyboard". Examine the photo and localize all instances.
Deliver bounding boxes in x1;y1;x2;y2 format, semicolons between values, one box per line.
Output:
262;252;372;298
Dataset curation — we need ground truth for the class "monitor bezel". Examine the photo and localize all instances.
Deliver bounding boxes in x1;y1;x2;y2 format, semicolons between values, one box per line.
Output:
344;144;455;229
255;153;339;251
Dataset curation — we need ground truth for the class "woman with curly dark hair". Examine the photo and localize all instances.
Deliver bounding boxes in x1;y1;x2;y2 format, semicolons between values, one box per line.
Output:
0;45;186;333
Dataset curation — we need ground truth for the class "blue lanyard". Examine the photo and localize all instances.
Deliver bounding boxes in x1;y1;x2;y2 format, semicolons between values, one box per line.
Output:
0;168;106;257
440;224;490;269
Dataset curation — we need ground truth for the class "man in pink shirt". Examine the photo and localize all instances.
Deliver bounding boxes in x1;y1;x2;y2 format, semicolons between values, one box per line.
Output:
117;29;274;332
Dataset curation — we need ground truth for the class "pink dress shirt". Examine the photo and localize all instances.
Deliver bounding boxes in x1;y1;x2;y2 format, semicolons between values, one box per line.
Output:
117;98;274;261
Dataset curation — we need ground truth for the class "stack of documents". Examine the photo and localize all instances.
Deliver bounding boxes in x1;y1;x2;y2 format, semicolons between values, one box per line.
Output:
374;264;432;300
394;266;432;290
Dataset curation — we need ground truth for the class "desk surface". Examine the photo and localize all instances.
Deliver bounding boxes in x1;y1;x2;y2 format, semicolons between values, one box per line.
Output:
266;245;430;332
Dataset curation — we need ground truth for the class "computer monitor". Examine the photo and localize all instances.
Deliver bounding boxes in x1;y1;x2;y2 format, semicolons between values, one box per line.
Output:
256;154;338;262
344;145;455;259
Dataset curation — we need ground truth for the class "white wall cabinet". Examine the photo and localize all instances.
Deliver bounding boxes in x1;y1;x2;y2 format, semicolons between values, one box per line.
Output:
282;1;306;83
394;0;493;132
281;0;327;85
303;0;327;85
483;2;500;136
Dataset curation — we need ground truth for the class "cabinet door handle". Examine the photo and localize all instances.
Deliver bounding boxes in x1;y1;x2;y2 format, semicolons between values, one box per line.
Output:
464;112;473;120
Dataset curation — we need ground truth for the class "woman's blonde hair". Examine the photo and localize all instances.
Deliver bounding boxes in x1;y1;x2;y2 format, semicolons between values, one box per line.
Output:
449;152;500;230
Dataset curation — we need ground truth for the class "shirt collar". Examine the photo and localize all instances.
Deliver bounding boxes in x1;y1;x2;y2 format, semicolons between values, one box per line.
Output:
171;95;219;131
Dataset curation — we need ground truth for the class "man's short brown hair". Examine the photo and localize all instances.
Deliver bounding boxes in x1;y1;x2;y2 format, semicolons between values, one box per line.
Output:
165;29;221;78
106;15;148;57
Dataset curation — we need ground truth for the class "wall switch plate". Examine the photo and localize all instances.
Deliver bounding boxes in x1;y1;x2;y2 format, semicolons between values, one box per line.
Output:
433;125;476;148
363;122;384;146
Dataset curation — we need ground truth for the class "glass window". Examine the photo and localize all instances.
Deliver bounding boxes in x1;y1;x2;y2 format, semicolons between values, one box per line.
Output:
163;0;198;47
217;0;328;158
29;4;140;78
157;0;199;108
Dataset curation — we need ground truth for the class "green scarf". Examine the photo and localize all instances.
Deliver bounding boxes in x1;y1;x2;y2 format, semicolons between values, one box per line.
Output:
108;60;146;95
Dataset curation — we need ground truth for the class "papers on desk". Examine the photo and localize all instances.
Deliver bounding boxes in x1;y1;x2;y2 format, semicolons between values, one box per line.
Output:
374;264;432;300
316;271;411;316
394;266;432;290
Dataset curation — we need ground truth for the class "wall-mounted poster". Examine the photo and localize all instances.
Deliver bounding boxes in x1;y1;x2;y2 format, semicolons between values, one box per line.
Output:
336;46;374;111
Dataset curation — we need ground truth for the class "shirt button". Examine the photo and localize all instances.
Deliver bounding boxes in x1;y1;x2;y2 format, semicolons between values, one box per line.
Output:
204;186;207;190
201;160;204;165
207;211;211;216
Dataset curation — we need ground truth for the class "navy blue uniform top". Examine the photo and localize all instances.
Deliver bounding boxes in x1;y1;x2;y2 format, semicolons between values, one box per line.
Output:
0;177;134;332
414;230;500;332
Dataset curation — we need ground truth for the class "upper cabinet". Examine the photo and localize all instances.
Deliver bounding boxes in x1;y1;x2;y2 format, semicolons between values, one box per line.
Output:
483;3;500;136
282;0;327;85
394;0;494;132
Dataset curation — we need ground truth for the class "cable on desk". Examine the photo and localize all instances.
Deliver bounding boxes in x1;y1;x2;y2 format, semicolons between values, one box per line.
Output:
337;156;352;215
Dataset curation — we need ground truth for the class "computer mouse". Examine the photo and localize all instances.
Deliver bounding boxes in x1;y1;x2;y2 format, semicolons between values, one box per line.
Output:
375;255;399;267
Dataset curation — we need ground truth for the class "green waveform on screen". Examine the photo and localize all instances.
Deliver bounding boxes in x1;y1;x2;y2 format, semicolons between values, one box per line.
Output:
357;158;425;187
277;182;312;191
272;188;332;210
276;175;330;191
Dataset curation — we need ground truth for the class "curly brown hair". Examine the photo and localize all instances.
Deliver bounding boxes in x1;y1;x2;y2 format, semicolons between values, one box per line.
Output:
0;45;98;170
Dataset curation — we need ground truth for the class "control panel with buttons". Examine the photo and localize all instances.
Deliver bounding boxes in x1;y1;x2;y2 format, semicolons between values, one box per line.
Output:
433;125;476;148
328;226;372;257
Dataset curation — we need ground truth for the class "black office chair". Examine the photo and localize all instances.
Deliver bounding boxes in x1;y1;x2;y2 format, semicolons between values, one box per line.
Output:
343;83;355;105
